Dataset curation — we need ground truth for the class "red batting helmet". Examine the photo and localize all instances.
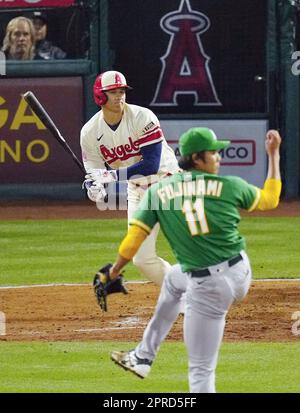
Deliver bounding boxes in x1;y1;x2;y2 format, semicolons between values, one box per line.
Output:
93;71;132;107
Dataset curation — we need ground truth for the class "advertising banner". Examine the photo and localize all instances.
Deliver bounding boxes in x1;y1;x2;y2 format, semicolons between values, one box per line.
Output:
0;77;83;184
161;119;268;187
0;0;75;8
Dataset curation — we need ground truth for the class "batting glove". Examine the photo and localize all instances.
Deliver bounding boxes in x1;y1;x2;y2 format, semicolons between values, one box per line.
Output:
86;169;118;185
83;179;107;203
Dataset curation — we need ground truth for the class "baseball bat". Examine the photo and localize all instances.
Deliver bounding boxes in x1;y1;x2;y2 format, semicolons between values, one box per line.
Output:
22;91;108;203
22;91;85;173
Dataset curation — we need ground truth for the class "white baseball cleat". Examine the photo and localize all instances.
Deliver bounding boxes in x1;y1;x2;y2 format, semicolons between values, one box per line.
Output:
111;350;152;379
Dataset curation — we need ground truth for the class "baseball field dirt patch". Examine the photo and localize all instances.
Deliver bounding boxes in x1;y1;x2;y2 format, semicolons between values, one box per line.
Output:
0;280;299;342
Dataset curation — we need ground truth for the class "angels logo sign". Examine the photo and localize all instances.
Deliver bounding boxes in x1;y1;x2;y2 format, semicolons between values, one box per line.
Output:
151;0;221;107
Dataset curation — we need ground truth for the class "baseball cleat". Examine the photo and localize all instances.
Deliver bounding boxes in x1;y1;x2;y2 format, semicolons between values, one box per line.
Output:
111;350;152;379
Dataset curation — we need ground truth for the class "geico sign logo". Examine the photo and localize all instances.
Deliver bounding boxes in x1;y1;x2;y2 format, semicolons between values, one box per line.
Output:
168;139;255;166
220;140;255;166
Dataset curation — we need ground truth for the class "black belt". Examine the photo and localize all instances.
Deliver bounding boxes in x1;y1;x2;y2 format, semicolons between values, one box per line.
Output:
191;254;243;278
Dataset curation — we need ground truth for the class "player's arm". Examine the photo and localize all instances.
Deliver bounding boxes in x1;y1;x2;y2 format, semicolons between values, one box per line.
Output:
249;130;282;211
80;128;107;202
117;142;162;180
87;111;164;184
116;112;164;180
80;128;106;171
110;224;150;278
86;141;162;184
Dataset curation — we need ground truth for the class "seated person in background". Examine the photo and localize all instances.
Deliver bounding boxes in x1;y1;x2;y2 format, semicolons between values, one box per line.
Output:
30;11;67;60
1;16;41;60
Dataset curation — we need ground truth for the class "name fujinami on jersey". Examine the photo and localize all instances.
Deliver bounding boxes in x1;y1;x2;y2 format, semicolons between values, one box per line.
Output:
152;175;223;211
157;178;223;203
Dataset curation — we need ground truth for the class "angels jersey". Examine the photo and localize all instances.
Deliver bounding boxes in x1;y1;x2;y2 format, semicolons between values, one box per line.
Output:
80;103;178;184
80;103;179;185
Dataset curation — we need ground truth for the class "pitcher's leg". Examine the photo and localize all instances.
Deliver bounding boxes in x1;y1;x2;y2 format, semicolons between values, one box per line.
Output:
184;311;226;393
184;274;234;393
136;265;187;360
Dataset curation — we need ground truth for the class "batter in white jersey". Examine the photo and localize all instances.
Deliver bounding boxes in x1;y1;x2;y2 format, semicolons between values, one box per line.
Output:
80;70;179;285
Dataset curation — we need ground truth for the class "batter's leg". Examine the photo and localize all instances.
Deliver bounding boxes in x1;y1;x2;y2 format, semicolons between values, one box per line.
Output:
132;223;172;286
135;264;187;360
127;183;171;286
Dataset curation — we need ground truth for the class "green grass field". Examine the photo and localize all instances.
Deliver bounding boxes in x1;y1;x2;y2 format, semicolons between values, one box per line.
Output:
0;341;299;393
0;216;299;393
0;217;299;285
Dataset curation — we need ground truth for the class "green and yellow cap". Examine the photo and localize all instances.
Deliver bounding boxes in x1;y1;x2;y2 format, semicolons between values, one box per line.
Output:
179;127;230;156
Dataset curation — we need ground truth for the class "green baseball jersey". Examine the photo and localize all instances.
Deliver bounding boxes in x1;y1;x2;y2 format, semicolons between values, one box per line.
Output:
131;170;259;272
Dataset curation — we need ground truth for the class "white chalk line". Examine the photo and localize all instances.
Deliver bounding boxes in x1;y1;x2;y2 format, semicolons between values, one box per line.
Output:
254;278;300;282
4;315;147;336
77;317;148;333
0;280;150;290
0;279;300;290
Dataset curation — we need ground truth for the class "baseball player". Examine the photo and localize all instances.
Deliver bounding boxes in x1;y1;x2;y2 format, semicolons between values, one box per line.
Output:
107;127;282;392
80;70;179;285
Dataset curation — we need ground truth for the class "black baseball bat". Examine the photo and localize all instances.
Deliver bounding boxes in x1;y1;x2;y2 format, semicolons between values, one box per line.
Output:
22;91;85;173
22;91;108;203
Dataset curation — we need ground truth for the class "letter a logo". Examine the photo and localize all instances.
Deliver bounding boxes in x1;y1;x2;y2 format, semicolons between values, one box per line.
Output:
115;72;123;85
151;0;221;107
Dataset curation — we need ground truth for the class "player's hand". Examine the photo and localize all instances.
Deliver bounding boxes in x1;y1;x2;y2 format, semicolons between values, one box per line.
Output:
86;169;118;185
83;179;107;203
93;263;128;312
109;263;123;280
265;130;282;156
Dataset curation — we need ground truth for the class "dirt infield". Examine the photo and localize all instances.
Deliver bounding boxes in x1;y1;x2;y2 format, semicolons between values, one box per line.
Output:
0;280;299;342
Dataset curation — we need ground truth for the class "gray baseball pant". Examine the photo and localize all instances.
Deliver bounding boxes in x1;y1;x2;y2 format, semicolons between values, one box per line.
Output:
135;250;252;393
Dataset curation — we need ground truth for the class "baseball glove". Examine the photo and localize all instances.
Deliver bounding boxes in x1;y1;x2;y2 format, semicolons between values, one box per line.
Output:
93;263;128;312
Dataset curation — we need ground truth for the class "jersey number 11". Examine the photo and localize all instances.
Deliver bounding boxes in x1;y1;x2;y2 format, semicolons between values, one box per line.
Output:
182;199;209;236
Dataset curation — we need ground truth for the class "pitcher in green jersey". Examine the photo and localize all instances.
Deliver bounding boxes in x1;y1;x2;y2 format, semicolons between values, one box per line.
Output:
108;127;282;392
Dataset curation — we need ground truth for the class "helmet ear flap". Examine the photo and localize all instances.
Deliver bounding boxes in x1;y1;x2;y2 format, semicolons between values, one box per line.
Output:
93;74;108;107
94;90;108;107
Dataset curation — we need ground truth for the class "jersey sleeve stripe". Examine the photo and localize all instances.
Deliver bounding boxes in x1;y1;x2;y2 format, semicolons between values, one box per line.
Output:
137;130;164;146
247;187;261;212
129;219;152;234
140;125;161;138
139;138;164;148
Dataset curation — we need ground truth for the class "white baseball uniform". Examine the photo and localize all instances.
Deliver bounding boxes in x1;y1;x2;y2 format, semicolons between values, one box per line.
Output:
80;103;179;285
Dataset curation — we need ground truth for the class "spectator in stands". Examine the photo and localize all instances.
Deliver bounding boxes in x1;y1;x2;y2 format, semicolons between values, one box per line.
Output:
1;16;41;60
30;11;67;60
